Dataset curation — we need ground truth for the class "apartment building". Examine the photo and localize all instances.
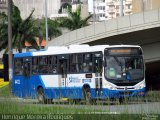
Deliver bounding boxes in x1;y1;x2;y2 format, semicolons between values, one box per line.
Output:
88;0;132;21
132;0;160;14
106;0;132;20
0;0;7;14
88;0;106;21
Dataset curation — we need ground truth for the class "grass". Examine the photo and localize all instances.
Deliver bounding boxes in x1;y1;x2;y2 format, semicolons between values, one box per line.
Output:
0;85;160;120
0;85;12;97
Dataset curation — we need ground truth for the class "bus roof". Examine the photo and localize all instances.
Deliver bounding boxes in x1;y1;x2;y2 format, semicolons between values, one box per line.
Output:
14;44;141;58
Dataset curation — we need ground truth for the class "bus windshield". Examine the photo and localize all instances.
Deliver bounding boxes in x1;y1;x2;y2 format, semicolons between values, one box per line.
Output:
104;56;144;81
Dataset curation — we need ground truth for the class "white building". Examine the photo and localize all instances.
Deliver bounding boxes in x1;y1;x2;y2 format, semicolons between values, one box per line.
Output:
88;0;107;21
13;0;72;19
88;0;132;22
106;0;132;20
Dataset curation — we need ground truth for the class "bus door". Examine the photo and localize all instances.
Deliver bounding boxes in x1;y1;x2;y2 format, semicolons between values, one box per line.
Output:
94;52;103;96
23;57;31;97
58;55;69;97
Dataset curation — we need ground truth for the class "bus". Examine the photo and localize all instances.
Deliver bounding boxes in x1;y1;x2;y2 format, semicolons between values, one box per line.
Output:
12;45;145;103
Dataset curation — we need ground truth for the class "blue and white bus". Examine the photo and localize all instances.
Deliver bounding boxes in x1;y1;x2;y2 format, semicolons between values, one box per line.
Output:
12;45;145;103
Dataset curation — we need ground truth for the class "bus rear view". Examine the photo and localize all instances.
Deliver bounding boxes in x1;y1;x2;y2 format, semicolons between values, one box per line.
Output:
103;46;145;100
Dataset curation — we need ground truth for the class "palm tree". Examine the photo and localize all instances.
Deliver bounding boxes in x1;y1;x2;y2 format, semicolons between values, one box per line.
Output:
0;4;62;53
0;5;39;53
59;5;92;31
39;18;62;41
12;6;39;52
0;12;8;51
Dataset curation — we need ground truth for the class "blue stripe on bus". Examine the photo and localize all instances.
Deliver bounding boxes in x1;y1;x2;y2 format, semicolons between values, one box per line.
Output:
14;52;33;58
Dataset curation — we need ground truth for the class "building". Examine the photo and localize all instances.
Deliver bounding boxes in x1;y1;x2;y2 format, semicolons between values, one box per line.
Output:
88;0;106;21
72;0;89;19
13;0;62;19
88;0;132;22
0;0;7;14
106;0;132;20
132;0;160;14
13;0;88;19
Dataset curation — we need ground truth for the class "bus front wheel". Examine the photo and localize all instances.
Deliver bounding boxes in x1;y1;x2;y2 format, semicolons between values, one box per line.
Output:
83;86;91;104
37;87;45;103
37;87;52;104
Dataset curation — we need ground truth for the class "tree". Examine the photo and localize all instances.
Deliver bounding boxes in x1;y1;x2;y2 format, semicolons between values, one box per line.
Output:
12;6;39;53
59;5;92;31
39;18;62;41
0;12;8;51
0;4;62;53
0;5;39;53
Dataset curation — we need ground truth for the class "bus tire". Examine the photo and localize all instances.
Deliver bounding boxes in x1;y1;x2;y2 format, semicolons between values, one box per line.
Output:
37;87;45;104
83;86;91;104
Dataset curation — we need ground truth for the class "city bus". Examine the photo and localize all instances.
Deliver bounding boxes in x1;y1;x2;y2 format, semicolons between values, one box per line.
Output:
12;45;145;103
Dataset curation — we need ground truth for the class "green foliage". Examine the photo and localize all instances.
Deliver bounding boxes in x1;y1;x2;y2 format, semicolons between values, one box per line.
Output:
0;85;11;97
0;4;62;53
59;5;92;31
0;12;8;51
40;18;62;41
0;5;39;53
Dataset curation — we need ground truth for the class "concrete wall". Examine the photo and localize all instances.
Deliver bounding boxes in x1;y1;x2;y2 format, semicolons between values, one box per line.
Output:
48;8;160;46
142;42;160;63
48;8;160;63
132;0;160;14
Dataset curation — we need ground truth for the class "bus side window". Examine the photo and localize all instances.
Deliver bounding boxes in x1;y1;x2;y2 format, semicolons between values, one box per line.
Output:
32;57;38;74
23;62;30;76
69;54;83;73
14;58;23;75
48;56;57;74
39;56;49;74
83;53;93;72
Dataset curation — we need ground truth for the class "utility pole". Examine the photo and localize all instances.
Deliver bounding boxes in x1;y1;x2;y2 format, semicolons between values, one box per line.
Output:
45;0;48;49
93;0;96;22
119;0;124;16
7;0;13;92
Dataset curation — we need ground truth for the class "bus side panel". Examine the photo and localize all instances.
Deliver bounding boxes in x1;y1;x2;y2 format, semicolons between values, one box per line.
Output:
40;75;83;99
12;76;25;98
44;87;83;99
12;75;44;98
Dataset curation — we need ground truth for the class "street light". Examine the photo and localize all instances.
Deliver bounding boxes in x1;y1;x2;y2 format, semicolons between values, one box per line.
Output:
119;0;124;16
7;0;13;92
45;0;48;49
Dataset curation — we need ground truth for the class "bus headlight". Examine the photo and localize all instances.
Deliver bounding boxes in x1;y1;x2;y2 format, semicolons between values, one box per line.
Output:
105;83;117;90
136;81;145;89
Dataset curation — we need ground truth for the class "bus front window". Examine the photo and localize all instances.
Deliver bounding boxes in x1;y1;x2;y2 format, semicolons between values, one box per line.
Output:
105;56;144;81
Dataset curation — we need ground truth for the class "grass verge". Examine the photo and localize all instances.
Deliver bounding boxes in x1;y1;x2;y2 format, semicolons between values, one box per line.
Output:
0;85;160;120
